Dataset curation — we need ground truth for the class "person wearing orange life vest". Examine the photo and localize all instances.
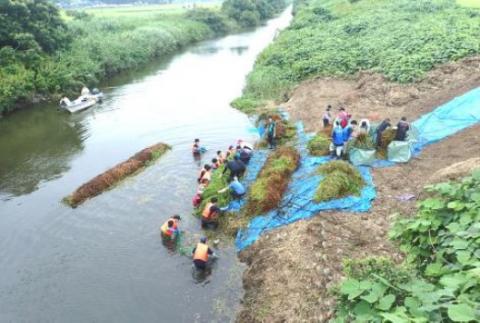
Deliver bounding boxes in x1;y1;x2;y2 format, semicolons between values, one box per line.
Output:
192;237;214;270
197;164;212;184
201;197;221;229
216;150;226;164
160;215;181;239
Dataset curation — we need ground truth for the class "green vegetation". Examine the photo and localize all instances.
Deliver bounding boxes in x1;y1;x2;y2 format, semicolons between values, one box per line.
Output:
246;146;300;215
235;0;480;112
0;0;287;115
350;133;375;151
314;160;364;202
457;0;480;8
333;171;480;322
195;165;232;217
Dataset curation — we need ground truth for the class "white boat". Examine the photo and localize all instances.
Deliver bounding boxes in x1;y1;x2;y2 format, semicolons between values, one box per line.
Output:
59;88;103;113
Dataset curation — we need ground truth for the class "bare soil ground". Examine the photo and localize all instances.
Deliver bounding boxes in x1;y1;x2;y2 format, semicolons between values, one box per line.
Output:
236;56;480;322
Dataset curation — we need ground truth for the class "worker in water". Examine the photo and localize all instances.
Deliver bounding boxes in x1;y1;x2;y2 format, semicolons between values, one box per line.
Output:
197;164;212;184
376;118;392;147
218;176;246;199
201;197;221;229
192;237;214;270
211;158;220;169
160;215;181;239
216;150;226;164
323;105;332;128
222;155;246;180
330;120;345;159
395;117;410;141
266;117;277;149
192;139;201;154
192;178;208;207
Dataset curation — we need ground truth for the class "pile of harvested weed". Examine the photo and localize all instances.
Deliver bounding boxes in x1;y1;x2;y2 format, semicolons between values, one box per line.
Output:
377;128;396;158
64;142;170;207
350;133;375;151
256;112;296;148
315;160;364;202
307;133;330;156
246;146;300;215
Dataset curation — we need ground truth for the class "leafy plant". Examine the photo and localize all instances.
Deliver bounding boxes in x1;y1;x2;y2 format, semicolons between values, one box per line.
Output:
307;133;330;156
333;171;480;322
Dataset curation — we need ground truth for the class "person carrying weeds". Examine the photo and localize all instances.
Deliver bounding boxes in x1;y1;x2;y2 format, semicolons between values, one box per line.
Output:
192;237;215;270
330;120;345;159
266;117;277;149
218;176;245;199
376;118;391;147
201;197;221;229
395;117;410;141
222;155;246;180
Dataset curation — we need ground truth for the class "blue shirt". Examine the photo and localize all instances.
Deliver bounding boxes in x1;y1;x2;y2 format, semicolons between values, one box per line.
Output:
229;180;245;195
343;126;353;141
332;127;344;146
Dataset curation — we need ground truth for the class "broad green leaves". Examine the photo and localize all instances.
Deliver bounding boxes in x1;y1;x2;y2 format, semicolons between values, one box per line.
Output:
334;173;480;322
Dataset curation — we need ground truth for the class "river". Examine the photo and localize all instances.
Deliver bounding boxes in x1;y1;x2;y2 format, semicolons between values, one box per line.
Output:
0;8;292;323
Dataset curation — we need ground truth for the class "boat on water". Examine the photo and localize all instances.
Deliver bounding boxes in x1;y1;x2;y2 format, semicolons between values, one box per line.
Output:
59;87;104;113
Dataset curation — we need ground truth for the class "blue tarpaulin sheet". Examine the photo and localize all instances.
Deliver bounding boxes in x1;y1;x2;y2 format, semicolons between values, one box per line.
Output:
412;87;480;153
234;88;480;250
235;123;376;250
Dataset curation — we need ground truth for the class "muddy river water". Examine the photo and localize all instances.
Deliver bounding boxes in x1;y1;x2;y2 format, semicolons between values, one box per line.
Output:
0;9;292;322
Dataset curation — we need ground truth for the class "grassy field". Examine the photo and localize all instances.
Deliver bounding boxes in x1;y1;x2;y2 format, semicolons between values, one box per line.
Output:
84;3;220;18
457;0;480;8
233;0;480;112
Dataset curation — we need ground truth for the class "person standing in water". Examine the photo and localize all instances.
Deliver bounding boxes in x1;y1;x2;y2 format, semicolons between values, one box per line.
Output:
192;237;214;270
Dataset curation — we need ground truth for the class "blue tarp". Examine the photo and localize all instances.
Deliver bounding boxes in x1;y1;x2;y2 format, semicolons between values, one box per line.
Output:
235;123;376;250
412;87;480;153
234;88;480;250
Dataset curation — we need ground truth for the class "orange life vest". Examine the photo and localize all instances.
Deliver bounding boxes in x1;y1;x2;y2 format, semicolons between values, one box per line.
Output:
160;218;178;236
193;243;209;262
202;202;216;220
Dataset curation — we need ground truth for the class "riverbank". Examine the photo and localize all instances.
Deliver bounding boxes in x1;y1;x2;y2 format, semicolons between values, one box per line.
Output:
0;0;287;115
232;0;480;321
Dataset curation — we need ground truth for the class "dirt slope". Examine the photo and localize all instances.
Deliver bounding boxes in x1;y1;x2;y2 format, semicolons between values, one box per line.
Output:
236;56;480;322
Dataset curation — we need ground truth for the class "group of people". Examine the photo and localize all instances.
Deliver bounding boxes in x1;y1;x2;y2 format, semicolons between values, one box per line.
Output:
160;138;255;270
323;105;410;158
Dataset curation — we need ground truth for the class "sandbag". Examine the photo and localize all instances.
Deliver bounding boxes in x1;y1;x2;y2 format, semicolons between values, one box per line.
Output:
349;148;376;166
388;141;412;163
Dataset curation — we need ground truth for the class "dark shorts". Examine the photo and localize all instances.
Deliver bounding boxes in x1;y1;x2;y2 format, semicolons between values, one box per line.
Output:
323;119;330;127
193;259;207;270
232;191;245;199
201;218;218;229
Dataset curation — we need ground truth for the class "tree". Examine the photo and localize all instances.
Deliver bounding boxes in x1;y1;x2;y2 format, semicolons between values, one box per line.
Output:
0;0;71;54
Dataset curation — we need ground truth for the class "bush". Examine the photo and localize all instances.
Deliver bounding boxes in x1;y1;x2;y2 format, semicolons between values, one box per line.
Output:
314;160;364;202
186;8;232;35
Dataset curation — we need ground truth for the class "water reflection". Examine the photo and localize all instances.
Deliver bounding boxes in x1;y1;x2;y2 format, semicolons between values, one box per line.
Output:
230;46;249;55
0;106;85;197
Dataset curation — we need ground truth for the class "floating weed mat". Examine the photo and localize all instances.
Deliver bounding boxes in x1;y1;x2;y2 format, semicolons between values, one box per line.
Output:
315;160;365;203
64;142;170;207
245;146;300;216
